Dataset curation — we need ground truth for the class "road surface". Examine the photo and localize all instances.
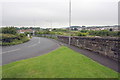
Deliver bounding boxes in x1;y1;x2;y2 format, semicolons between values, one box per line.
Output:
1;37;59;65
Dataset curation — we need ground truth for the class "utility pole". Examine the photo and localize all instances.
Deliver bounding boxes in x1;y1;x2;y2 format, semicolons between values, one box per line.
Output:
33;19;35;36
50;20;52;31
69;0;71;45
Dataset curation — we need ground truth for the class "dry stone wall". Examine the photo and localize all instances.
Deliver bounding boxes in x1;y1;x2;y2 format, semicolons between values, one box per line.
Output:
57;36;120;61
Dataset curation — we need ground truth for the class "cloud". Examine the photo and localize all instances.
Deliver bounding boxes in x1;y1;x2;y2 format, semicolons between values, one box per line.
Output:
1;0;118;27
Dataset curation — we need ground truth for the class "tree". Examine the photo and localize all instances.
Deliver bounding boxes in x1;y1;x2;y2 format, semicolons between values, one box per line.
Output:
2;27;17;35
80;30;88;33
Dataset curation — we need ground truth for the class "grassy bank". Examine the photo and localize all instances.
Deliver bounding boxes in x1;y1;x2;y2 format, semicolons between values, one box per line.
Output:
1;36;30;46
0;34;30;46
2;46;118;78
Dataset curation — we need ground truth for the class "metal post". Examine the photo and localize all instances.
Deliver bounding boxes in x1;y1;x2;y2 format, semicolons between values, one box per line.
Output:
69;0;71;45
51;20;52;31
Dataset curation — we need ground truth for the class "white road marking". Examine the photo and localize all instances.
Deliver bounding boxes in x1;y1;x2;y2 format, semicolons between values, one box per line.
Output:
28;44;38;47
2;48;21;54
2;37;41;54
39;38;40;43
28;38;40;47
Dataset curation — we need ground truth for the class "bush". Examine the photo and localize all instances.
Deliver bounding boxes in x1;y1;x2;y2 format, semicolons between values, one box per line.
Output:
88;30;120;37
80;30;89;33
77;32;88;36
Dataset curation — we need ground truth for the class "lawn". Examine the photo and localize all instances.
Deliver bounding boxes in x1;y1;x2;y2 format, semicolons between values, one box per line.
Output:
2;46;118;78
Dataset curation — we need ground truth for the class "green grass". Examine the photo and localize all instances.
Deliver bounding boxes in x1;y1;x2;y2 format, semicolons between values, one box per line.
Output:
2;46;118;78
0;33;30;46
0;36;30;46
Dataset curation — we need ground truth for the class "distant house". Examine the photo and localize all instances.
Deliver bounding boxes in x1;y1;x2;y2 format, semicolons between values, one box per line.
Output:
84;26;119;31
65;25;119;31
70;26;82;30
17;29;34;34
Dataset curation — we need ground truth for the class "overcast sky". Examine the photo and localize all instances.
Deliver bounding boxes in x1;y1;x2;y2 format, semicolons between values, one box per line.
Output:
0;0;119;28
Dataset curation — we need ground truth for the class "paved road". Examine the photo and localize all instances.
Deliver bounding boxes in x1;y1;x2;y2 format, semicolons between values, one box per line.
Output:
1;37;59;65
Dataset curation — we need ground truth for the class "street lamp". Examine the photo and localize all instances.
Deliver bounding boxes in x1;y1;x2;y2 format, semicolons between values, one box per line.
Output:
69;0;71;45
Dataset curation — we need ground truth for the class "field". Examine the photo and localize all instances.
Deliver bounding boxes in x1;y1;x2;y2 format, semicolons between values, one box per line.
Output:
2;46;118;78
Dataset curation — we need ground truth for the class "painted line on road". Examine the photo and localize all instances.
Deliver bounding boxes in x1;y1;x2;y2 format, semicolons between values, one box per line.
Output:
28;38;40;47
1;37;41;54
28;44;38;47
39;38;40;43
2;48;21;54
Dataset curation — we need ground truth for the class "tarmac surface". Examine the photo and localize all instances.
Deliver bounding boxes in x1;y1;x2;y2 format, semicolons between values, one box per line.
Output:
1;37;60;65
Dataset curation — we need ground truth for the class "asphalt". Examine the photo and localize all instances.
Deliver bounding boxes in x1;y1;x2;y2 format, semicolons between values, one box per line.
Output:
1;37;60;65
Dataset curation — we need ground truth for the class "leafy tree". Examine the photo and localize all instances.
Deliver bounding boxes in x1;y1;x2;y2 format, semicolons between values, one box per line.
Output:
77;32;88;36
80;30;89;33
2;27;17;35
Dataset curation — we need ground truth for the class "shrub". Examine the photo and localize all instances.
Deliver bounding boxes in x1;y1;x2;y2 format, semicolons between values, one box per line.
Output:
88;30;120;37
77;32;88;36
80;30;89;33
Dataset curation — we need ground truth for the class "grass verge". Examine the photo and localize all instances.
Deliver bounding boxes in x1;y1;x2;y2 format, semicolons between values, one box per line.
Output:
2;46;118;78
0;37;30;46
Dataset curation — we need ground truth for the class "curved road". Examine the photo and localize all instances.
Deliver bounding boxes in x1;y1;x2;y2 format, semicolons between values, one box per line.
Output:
1;37;60;65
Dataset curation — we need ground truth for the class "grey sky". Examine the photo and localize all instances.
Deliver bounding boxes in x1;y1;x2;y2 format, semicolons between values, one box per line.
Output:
0;0;119;28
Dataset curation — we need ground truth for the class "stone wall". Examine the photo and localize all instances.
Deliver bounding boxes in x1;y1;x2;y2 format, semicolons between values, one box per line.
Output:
57;36;120;61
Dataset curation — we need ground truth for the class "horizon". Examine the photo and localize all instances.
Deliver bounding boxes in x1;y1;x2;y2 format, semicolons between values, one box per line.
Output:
0;24;119;29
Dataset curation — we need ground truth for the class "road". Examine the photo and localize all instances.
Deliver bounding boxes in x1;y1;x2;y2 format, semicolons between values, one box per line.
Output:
1;37;59;65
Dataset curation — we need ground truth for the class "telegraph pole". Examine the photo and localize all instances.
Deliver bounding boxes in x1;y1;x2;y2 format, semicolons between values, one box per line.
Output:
50;20;52;31
69;0;71;45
